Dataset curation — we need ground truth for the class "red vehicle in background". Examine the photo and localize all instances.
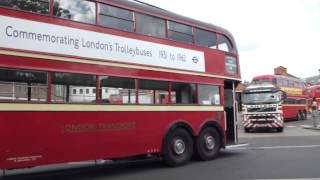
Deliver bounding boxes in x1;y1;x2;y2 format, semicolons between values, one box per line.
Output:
307;84;320;109
251;75;308;120
0;0;241;174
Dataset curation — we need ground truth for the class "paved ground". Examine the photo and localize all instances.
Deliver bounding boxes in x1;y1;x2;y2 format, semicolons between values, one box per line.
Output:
238;113;320;139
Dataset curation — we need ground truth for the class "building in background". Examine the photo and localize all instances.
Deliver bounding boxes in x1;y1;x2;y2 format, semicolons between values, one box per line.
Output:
304;74;320;85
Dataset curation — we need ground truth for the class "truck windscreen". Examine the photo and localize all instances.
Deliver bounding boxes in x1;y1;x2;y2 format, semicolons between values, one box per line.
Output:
242;91;281;104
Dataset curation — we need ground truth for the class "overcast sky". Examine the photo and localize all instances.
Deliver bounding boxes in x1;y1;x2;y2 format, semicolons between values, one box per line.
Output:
139;0;320;81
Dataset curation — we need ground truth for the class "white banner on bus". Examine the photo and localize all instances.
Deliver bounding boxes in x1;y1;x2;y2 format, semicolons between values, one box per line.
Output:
0;15;205;72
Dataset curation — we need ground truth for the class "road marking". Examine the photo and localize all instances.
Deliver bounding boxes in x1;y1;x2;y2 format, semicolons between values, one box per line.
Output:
285;125;297;128
229;144;320;150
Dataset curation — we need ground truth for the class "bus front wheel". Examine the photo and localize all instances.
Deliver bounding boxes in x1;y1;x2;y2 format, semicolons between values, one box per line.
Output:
162;128;193;167
195;127;221;161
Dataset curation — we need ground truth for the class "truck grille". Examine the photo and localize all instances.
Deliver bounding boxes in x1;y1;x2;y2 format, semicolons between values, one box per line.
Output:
247;107;277;112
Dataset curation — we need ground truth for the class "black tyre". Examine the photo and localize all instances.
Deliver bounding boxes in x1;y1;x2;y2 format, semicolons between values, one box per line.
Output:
195;127;221;161
162;128;193;167
276;127;283;132
244;128;250;133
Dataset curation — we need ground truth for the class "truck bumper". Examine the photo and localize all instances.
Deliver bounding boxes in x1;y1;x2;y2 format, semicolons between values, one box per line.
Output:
242;113;283;129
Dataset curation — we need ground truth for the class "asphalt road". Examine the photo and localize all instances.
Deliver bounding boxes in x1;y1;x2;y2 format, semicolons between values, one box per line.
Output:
3;116;320;180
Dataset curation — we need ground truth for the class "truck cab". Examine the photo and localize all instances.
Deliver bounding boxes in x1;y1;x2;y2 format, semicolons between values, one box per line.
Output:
242;84;286;132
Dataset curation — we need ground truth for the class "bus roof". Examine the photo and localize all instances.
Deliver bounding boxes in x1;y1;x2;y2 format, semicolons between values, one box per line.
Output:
243;84;280;93
252;75;304;82
105;0;237;51
309;84;320;88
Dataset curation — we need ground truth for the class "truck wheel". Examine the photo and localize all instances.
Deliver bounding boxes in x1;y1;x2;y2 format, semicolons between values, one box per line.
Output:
195;127;221;161
163;128;193;167
276;127;283;132
244;128;250;133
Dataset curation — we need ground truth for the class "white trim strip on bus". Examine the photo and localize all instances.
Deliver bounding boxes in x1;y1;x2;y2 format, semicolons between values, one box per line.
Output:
0;49;241;81
0;103;224;112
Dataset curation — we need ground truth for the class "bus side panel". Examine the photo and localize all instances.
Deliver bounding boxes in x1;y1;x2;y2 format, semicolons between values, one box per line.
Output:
0;112;98;169
204;50;226;76
0;111;225;169
282;105;306;120
96;111;224;159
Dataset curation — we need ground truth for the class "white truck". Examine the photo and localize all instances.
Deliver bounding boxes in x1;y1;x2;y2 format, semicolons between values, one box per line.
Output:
242;84;286;132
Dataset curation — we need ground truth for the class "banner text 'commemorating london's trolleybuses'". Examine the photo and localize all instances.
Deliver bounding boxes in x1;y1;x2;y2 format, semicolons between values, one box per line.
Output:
0;15;205;72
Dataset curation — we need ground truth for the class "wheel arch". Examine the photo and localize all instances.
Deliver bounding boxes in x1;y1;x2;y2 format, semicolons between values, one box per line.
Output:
199;120;225;148
161;120;195;153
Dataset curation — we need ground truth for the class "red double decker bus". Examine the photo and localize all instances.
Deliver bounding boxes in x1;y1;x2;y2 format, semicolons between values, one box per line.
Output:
0;0;240;172
251;75;308;120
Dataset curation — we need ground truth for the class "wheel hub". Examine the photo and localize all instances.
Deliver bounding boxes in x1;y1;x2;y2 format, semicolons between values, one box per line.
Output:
173;139;186;155
205;136;215;150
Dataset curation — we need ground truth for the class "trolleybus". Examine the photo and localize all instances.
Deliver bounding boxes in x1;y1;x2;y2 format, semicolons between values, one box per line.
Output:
0;0;240;173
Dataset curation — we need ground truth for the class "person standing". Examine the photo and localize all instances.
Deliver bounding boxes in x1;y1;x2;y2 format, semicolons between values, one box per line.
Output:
311;97;319;128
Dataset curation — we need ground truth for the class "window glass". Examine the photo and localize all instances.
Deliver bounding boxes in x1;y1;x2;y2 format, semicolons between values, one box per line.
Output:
139;79;169;104
296;99;306;104
0;0;50;15
198;84;220;105
168;21;193;43
99;4;134;32
316;88;320;93
0;68;47;102
136;13;165;38
283;98;296;104
218;34;233;52
53;0;96;24
252;78;272;85
100;76;136;104
194;29;217;48
51;72;96;103
171;82;196;104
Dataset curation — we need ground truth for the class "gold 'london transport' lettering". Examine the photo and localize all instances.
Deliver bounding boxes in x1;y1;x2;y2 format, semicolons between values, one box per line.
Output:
61;122;136;134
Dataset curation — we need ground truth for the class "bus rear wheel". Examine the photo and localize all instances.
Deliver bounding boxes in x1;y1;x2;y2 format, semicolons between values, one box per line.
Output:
195;127;221;161
163;128;193;167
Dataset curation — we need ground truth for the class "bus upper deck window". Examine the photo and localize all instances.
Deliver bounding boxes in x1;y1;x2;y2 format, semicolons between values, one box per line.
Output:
194;29;217;48
167;21;193;43
53;0;96;24
99;4;134;32
0;0;50;15
136;13;166;38
218;34;233;52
